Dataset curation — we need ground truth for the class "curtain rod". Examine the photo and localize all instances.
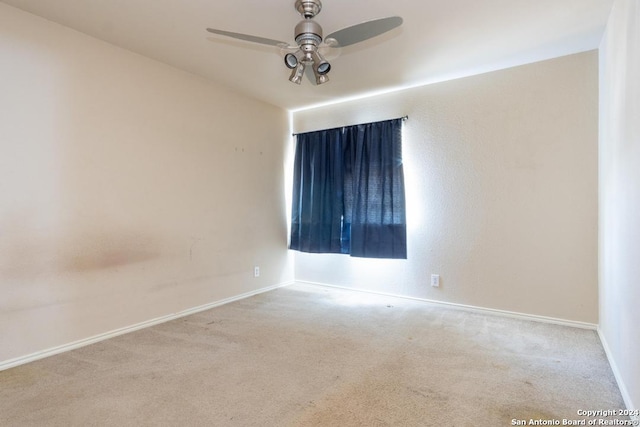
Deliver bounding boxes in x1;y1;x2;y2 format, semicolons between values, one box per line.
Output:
292;115;408;137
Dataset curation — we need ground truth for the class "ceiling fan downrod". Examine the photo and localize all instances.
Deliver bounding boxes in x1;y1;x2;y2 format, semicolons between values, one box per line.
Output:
295;0;322;19
286;0;330;85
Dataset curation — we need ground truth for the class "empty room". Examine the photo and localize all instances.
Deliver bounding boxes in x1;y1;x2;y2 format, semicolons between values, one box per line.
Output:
1;0;638;425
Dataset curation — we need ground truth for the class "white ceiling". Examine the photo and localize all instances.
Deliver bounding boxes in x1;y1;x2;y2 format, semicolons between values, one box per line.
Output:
1;0;614;111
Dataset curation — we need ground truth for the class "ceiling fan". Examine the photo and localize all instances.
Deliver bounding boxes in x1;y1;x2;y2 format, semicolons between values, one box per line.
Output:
206;0;403;85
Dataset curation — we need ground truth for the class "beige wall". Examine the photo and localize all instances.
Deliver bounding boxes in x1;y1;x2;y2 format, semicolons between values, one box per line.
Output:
0;4;292;363
292;51;599;324
599;0;640;411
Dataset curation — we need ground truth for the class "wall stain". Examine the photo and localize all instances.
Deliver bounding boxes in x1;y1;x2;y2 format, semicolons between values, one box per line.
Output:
60;232;161;272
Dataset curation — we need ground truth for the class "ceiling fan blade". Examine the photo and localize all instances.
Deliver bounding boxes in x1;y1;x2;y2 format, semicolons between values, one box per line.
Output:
325;16;403;47
278;44;300;57
319;38;342;61
206;28;287;47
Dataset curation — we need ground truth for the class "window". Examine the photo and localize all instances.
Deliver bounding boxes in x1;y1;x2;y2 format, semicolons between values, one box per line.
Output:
290;118;407;259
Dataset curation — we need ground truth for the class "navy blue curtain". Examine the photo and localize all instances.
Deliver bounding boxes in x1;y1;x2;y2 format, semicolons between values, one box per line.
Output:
290;118;407;259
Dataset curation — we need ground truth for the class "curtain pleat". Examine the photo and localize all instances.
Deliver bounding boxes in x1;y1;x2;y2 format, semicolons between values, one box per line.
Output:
290;129;345;253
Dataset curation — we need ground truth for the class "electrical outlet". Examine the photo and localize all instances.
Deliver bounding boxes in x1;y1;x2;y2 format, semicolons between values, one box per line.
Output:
431;274;440;287
254;266;260;278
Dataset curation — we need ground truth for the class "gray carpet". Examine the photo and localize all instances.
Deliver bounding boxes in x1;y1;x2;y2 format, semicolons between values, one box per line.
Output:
0;283;627;426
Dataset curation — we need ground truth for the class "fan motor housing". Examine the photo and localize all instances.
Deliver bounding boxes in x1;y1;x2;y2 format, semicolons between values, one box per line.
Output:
295;19;323;46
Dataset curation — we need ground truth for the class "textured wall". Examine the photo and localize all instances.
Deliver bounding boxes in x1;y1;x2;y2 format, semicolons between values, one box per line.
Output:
292;51;599;324
0;4;292;363
599;0;640;411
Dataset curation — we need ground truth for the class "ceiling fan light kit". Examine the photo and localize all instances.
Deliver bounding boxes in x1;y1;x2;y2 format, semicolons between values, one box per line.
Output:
206;0;402;86
285;12;331;85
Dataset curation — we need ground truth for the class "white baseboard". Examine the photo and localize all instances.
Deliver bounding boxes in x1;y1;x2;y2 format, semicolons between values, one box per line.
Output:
0;279;601;369
297;280;598;330
5;279;633;417
0;281;294;372
598;328;638;414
